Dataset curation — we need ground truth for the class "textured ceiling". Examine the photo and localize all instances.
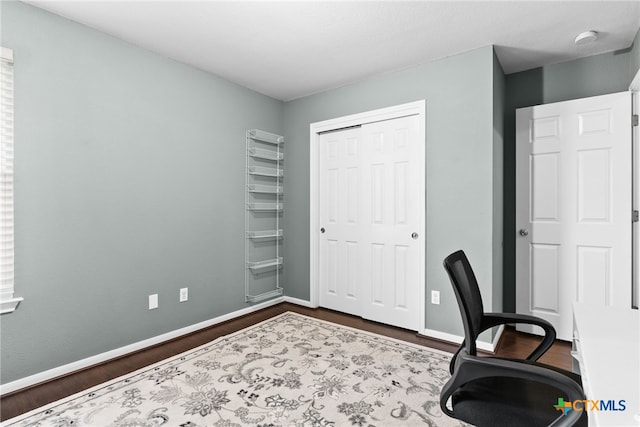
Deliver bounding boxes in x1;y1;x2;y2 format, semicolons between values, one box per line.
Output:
24;1;640;101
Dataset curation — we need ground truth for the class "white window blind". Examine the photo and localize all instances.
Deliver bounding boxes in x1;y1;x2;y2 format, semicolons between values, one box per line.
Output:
0;46;21;314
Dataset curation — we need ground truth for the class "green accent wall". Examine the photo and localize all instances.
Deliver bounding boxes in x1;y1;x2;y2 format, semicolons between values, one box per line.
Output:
283;46;503;339
0;1;283;383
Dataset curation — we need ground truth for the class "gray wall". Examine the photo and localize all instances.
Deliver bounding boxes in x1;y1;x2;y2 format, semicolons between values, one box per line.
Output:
502;44;638;312
492;51;505;320
283;46;502;338
0;2;283;384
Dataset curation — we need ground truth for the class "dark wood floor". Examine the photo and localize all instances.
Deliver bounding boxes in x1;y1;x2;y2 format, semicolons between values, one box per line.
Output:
0;302;572;422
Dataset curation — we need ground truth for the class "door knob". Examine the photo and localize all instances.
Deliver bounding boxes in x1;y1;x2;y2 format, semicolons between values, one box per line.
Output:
411;232;419;239
320;227;325;233
519;228;529;237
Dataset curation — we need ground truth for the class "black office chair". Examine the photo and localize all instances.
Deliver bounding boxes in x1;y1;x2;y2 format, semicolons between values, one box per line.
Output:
440;250;586;427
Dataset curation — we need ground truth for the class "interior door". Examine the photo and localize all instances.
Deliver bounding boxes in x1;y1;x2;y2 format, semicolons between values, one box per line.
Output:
319;115;422;331
359;116;421;329
318;126;364;316
515;92;632;341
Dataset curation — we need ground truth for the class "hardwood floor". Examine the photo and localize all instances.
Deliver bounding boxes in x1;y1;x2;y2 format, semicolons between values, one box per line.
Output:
0;302;573;421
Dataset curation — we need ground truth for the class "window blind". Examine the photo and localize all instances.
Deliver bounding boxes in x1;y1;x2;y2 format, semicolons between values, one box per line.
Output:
0;46;21;314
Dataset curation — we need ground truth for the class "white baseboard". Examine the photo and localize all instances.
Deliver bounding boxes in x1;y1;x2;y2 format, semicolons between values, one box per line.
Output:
0;297;285;396
283;296;317;308
288;297;509;352
2;295;503;395
491;324;505;351
422;325;504;353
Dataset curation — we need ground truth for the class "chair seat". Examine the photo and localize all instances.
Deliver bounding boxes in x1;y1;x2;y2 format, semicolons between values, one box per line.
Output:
451;375;588;427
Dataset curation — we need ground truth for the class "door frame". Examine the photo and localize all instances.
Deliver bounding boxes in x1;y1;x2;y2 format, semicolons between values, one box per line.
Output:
309;100;426;331
630;70;640;309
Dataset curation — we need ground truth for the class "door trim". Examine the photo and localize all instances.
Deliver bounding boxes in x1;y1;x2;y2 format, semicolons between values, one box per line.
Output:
309;100;426;331
632;87;639;309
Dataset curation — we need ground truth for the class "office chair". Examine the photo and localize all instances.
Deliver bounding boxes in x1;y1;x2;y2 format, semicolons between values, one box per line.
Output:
440;250;586;427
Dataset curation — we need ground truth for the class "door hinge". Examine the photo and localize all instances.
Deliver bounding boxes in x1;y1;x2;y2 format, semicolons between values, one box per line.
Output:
634;114;639;127
634;210;639;223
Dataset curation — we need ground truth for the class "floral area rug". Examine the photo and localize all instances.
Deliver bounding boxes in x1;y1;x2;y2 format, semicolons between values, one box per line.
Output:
2;312;468;427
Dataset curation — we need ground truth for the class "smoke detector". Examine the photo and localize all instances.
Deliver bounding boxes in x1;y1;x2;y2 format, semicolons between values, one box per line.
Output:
575;31;598;45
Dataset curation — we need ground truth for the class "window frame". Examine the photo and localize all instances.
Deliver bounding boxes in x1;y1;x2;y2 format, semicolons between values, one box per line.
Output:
0;46;22;314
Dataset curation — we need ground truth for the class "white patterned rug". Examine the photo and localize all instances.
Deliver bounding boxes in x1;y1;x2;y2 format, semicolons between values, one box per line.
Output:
2;312;467;427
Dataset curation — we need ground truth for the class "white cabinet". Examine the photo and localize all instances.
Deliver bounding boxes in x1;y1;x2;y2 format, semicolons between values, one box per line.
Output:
572;303;640;426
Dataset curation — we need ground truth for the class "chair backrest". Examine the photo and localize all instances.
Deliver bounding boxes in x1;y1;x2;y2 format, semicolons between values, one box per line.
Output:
443;250;484;355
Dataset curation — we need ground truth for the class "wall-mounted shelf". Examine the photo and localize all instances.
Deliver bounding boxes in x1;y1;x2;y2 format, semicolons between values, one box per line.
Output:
246;229;283;240
246;288;283;303
249;147;284;161
247;203;283;211
245;129;284;303
248;129;284;145
248;184;283;194
247;257;283;271
249;166;283;177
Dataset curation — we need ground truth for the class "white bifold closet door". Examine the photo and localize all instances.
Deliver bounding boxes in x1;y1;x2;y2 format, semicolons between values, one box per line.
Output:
318;115;422;331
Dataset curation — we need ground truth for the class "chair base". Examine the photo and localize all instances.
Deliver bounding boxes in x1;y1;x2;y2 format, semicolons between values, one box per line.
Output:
451;376;588;427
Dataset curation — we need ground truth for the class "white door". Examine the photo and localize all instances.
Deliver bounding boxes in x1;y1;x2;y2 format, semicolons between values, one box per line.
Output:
318;126;364;316
516;92;632;341
319;115;422;331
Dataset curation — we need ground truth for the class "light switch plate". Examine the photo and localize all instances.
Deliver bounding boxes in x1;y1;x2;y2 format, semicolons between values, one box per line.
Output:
149;294;158;310
431;290;440;305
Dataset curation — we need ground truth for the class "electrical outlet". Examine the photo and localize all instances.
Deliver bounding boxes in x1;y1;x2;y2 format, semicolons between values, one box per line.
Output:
431;290;440;305
179;287;188;302
149;294;158;310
